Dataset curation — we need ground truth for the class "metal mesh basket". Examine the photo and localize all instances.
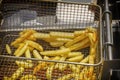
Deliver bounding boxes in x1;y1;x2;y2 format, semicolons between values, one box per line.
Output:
0;0;102;80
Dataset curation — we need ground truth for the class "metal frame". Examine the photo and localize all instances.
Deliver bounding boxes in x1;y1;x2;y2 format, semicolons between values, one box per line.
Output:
102;0;120;80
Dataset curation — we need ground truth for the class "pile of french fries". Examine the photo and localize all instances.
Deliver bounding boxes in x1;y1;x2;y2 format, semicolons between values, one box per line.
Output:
5;27;98;80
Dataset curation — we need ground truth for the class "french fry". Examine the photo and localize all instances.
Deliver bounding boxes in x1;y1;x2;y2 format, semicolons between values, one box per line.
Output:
11;30;34;46
14;43;24;55
33;50;42;59
65;33;87;47
91;74;96;80
73;74;80;80
74;42;90;51
33;62;47;74
67;55;84;62
44;56;50;60
28;46;34;51
57;74;73;80
60;46;66;49
88;33;94;45
69;64;80;73
74;30;87;37
76;55;90;74
20;74;37;80
67;52;82;58
90;47;96;55
11;67;24;79
26;40;43;52
79;67;88;80
43;37;56;42
3;77;12;80
25;48;31;58
56;38;72;42
25;48;32;62
33;32;50;39
46;65;54;80
87;55;95;78
50;31;74;39
51;56;61;60
27;35;36;41
50;41;64;47
15;61;33;68
54;56;67;71
6;44;11;54
40;48;70;56
68;38;89;51
16;43;28;57
19;29;37;36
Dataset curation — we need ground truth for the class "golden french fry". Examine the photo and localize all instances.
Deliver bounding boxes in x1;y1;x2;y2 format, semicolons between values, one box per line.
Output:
33;50;42;59
11;38;21;46
54;56;67;70
73;74;81;80
11;30;34;46
6;44;11;54
50;41;64;47
81;55;89;63
50;31;74;39
25;48;32;62
40;48;70;56
26;40;43;52
11;67;24;79
33;32;50;39
91;74;96;80
14;43;25;55
69;64;80;73
60;46;66;49
67;55;84;62
33;62;47;74
43;37;56;42
87;55;95;77
68;38;89;51
88;33;96;46
44;56;50;60
90;47;96;55
20;75;37;80
57;74;73;80
15;61;33;68
79;67;88;80
77;55;90;70
51;56;61;60
27;46;34;51
3;77;12;80
67;52;82;58
65;33;87;47
19;29;37;36
56;38;72;42
27;35;36;41
25;48;31;58
74;42;90;51
46;65;54;80
16;43;28;57
74;30;87;37
86;27;96;33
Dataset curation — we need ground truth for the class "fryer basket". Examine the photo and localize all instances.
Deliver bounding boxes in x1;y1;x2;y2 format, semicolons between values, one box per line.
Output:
0;0;102;80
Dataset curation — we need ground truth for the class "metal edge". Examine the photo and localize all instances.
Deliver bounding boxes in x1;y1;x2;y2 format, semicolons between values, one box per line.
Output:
0;55;102;66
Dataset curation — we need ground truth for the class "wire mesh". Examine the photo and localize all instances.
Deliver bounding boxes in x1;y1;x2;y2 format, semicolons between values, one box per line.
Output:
0;56;102;80
0;0;100;31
